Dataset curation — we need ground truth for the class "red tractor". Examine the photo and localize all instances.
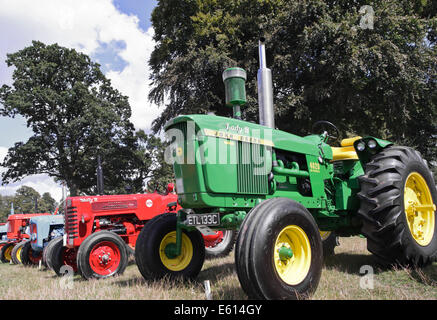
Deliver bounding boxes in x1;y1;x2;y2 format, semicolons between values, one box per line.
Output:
46;184;236;280
0;213;51;264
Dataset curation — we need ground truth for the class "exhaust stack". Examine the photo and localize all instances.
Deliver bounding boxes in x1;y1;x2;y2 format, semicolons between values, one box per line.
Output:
257;38;275;129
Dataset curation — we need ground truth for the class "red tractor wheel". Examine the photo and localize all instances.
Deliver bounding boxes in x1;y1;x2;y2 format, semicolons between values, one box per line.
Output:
77;231;128;280
21;241;42;266
204;230;237;259
46;236;78;276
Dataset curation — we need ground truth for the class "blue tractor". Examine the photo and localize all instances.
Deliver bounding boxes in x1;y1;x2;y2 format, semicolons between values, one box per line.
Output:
21;214;64;266
0;223;7;241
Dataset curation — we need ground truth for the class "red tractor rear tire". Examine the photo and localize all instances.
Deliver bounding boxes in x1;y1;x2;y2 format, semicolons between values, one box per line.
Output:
77;231;128;280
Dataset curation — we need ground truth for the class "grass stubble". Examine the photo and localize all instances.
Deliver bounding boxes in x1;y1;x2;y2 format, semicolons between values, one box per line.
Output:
0;237;435;300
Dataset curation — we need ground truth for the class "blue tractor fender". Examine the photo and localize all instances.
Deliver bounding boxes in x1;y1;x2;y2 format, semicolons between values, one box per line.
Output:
29;215;65;252
0;224;7;241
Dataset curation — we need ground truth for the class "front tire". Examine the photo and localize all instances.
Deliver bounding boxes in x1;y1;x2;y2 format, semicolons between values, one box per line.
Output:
135;213;205;281
1;243;14;263
11;241;27;264
235;198;323;300
46;236;78;276
76;231;128;280
358;146;437;267
21;241;42;266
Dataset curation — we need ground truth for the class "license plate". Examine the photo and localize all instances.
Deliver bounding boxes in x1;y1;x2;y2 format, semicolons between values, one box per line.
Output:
185;213;220;226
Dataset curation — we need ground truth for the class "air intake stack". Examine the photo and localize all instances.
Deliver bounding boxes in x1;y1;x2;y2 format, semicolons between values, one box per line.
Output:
257;38;275;129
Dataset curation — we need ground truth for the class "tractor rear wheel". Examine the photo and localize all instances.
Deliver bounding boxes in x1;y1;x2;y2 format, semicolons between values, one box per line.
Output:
77;231;128;280
135;213;205;281
235;198;323;300
21;241;42;266
358;146;437;267
11;241;27;264
46;236;78;276
0;243;14;263
204;230;237;259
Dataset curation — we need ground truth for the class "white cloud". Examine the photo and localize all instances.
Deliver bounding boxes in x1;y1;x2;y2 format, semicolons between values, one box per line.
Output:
0;0;161;198
0;0;160;130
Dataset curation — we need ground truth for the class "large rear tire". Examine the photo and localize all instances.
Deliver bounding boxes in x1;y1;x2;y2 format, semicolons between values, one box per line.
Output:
358;146;437;267
235;198;323;300
76;231;128;280
135;213;205;281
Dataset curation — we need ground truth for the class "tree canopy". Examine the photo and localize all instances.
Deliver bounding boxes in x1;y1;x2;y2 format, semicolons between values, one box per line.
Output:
0;41;166;196
149;0;437;171
0;186;57;221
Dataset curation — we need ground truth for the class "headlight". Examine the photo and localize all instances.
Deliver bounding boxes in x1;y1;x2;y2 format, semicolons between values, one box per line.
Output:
367;139;377;149
356;141;366;152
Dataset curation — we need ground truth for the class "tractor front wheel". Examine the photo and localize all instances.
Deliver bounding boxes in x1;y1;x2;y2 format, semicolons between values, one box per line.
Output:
0;243;14;263
235;198;323;300
46;236;78;276
11;241;27;264
77;231;128;280
320;230;339;258
21;241;42;266
135;213;205;281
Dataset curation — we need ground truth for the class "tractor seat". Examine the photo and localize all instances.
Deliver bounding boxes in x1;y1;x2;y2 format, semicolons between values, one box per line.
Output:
330;136;362;161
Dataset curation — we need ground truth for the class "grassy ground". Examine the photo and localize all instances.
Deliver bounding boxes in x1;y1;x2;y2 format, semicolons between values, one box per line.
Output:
0;236;436;300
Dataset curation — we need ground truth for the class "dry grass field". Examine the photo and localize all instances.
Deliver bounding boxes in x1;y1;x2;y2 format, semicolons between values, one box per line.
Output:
0;236;436;300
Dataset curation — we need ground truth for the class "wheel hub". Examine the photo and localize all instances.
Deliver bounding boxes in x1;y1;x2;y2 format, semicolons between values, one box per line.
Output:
404;172;436;246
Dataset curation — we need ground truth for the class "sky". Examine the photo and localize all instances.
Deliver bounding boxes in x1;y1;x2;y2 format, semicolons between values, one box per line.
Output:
0;0;160;202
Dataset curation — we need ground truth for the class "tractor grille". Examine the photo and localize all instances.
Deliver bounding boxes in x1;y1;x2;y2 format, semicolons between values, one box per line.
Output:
236;141;268;194
65;206;78;240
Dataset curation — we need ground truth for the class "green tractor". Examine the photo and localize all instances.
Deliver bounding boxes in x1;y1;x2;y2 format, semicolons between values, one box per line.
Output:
135;39;437;299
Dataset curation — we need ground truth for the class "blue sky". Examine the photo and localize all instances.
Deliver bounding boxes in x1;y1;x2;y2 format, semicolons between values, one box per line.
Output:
0;0;160;200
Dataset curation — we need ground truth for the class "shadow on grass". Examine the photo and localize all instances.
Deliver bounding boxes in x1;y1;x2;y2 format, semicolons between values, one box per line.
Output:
324;252;385;275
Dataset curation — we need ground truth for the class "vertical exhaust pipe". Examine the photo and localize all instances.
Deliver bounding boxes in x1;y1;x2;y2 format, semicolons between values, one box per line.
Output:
257;38;275;129
96;155;104;195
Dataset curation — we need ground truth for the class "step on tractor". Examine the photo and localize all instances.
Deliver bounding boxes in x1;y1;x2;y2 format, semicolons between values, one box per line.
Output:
134;39;437;300
23;213;65;266
47;184;236;280
0;213;51;264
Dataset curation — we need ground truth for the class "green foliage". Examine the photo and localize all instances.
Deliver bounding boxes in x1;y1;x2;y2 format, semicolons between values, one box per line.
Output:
149;0;437;165
0;186;57;221
0;41;142;196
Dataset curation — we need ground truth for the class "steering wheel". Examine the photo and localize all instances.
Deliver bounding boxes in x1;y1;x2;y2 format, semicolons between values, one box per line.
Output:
311;120;341;144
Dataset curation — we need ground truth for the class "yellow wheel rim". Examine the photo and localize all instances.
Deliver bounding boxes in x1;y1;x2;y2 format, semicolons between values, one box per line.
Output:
319;230;331;241
274;225;312;285
404;172;436;246
16;247;22;263
159;231;193;272
4;246;13;261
